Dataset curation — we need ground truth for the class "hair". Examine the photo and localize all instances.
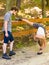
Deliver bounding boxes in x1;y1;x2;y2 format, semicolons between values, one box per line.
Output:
11;7;18;11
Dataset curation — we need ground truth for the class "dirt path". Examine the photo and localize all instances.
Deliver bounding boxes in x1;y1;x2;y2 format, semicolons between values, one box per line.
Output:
0;45;49;65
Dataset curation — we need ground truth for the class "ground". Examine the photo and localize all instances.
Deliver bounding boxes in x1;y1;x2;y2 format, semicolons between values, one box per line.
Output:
0;41;49;65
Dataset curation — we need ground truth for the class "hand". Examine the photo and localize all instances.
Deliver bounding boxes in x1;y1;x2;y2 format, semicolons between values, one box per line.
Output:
5;32;8;37
16;18;22;21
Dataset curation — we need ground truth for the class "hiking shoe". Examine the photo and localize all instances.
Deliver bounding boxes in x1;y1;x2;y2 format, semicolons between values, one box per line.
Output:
9;51;16;56
37;52;43;55
2;53;11;60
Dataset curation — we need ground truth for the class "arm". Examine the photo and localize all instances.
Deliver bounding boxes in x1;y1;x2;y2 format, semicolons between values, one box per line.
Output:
4;21;8;37
4;21;8;33
22;19;34;26
4;13;10;37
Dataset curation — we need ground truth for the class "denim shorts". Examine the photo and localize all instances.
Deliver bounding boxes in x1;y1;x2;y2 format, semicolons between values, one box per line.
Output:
3;31;14;44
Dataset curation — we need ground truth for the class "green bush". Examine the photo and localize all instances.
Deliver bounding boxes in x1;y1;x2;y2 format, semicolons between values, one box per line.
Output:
46;21;49;26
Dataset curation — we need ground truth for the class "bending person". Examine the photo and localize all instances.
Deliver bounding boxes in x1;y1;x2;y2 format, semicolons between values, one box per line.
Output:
22;19;46;55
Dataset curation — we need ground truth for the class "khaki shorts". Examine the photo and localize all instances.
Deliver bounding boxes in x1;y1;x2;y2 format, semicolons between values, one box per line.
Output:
36;27;45;39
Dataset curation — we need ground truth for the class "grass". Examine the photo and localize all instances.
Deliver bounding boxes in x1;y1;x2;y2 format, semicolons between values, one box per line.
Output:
13;37;49;53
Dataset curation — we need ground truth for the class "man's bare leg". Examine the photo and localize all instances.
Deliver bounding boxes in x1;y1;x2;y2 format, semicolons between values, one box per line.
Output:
9;41;14;51
9;41;16;56
2;43;11;59
2;43;7;54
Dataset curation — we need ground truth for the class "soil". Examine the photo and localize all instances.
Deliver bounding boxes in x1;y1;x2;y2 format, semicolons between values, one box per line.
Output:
0;42;49;65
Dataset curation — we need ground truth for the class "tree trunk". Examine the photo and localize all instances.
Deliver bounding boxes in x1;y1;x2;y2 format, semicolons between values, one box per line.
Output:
42;0;46;18
46;0;49;6
16;0;21;10
6;0;11;12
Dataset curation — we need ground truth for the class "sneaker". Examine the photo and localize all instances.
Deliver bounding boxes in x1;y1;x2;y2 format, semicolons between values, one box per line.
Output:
9;51;16;56
2;53;11;60
37;52;43;55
